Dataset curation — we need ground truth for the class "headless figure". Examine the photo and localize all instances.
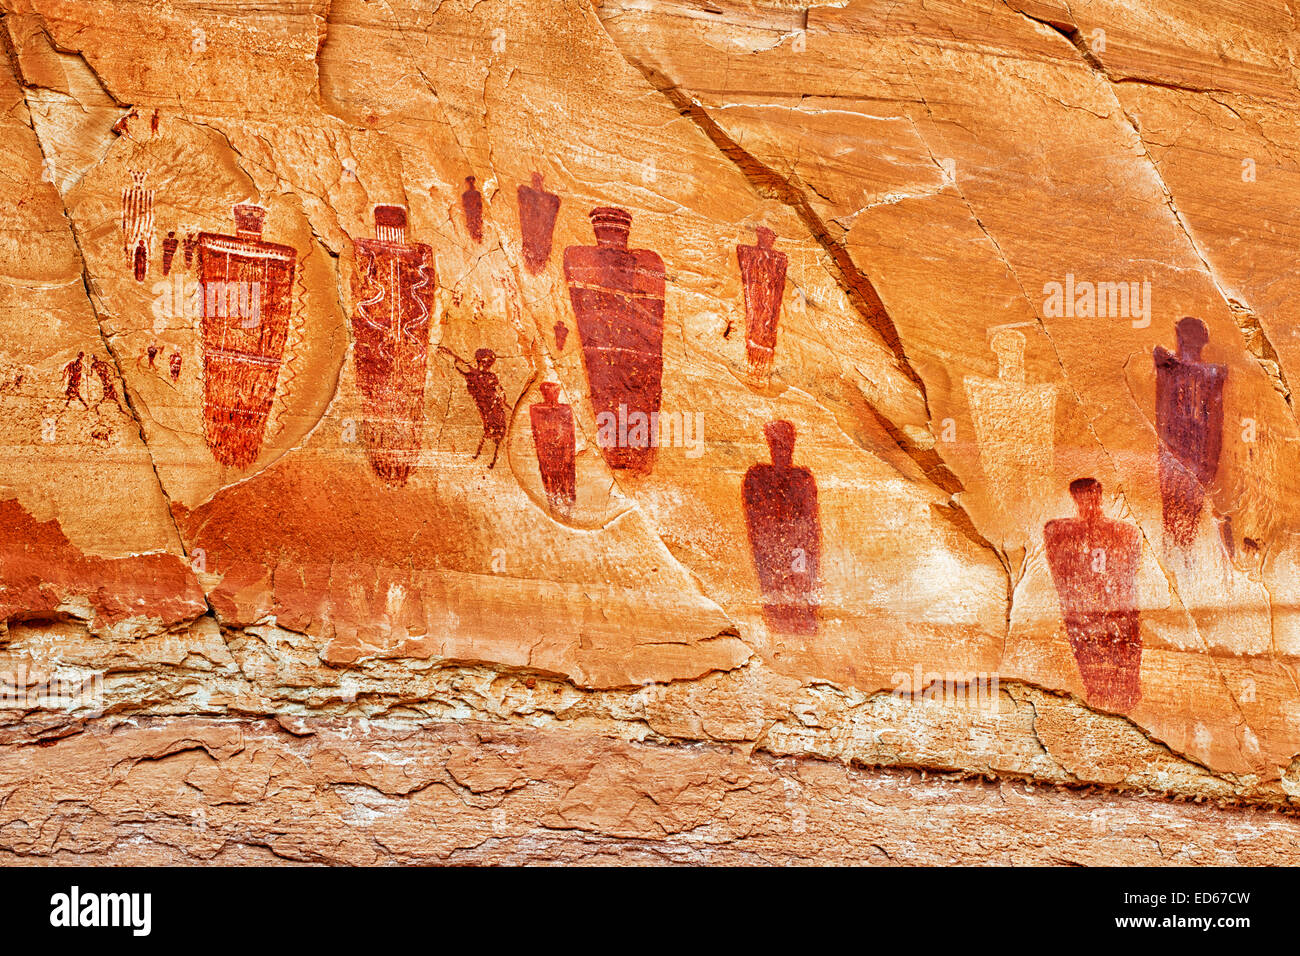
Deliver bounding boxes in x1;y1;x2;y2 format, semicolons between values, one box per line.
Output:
1043;478;1143;712
1153;316;1226;548
440;346;506;468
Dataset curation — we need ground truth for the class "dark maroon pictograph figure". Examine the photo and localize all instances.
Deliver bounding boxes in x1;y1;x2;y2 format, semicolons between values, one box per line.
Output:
439;346;507;468
162;231;179;276
169;352;182;383
1044;478;1144;713
743;420;822;635
517;172;560;274
196;202;298;469
554;319;569;352
121;170;154;282
1154;317;1226;548
461;176;484;244
183;232;197;269
737;226;788;380
563;206;665;474
351;204;436;486
530;381;576;516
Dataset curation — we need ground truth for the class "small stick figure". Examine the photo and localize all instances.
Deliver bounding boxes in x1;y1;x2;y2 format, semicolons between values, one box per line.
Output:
62;352;87;408
90;354;123;411
439;345;506;468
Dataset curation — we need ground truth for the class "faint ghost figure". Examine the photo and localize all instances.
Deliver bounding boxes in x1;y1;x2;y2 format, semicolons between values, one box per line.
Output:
963;328;1057;540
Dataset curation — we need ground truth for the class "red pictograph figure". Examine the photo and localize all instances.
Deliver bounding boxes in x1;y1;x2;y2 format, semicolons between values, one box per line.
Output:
169;352;182;383
554;319;569;351
1044;478;1144;713
737;226;788;380
111;109;138;138
1154;317;1226;548
461;176;484;244
517;172;560;274
62;352;87;408
121;170;154;282
563;206;665;474
439;346;507;468
743;420;822;635
183;232;197;270
530;381;576;516
350;204;436;486
162;231;179;276
196;202;298;469
90;355;123;412
150;109;159;135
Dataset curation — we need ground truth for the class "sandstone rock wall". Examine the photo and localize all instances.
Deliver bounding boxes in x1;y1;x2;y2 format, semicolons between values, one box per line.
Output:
2;0;1299;864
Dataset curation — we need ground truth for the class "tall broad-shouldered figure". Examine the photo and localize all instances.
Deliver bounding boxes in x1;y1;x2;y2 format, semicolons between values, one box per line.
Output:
1044;478;1143;713
196;202;298;469
1153;316;1226;548
351;204;435;486
563;206;665;474
743;420;822;635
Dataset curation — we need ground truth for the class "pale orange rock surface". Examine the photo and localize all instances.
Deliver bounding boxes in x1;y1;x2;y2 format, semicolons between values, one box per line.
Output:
1;0;1299;864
